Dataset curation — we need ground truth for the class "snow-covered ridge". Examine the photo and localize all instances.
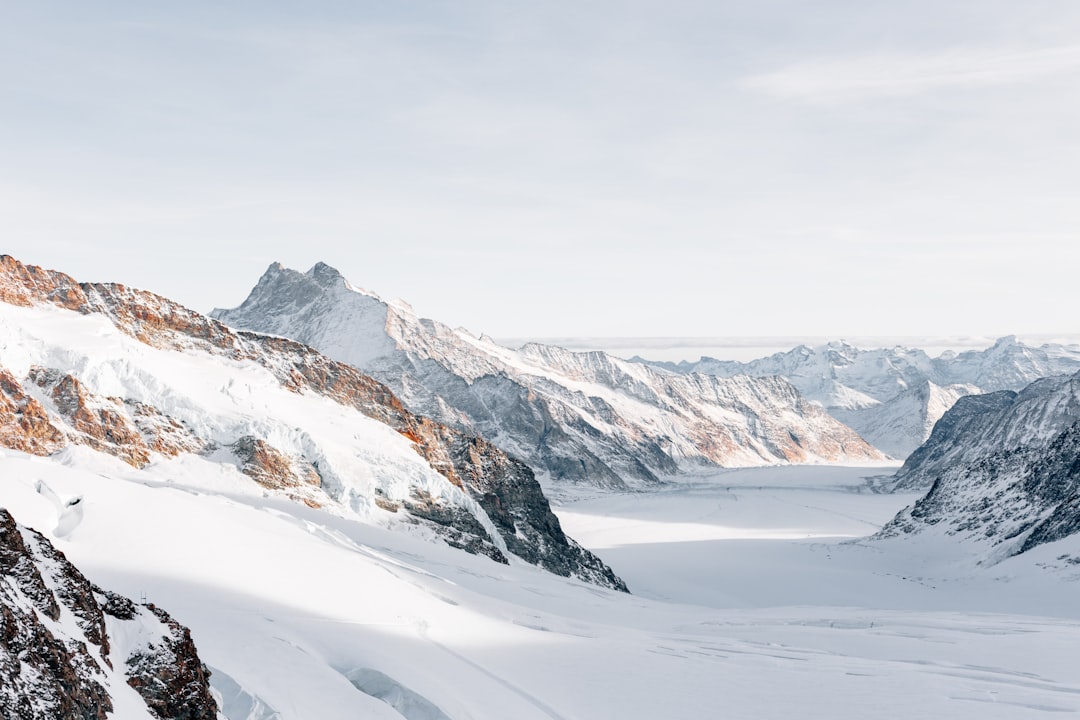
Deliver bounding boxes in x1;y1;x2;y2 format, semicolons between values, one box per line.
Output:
646;337;1080;458
212;263;885;490
0;506;218;719
0;255;623;589
879;370;1080;561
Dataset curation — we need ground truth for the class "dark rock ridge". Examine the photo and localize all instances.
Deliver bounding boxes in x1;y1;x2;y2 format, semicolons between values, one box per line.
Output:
0;508;218;720
879;371;1080;559
0;255;625;591
212;262;884;490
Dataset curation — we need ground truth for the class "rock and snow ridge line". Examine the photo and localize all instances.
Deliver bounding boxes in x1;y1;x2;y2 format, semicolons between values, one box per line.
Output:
212;262;886;491
0;506;218;720
0;255;625;591
645;337;1080;459
877;369;1080;562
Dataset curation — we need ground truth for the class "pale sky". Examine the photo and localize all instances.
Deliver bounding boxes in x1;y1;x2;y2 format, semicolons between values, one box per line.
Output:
3;1;1079;338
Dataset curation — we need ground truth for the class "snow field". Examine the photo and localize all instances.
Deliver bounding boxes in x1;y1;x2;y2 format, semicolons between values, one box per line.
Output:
4;455;1080;718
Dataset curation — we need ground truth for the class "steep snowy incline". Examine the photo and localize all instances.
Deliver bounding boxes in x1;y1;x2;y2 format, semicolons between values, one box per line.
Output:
213;263;885;489
0;507;218;720
879;370;1080;561
0;256;623;590
649;337;1080;458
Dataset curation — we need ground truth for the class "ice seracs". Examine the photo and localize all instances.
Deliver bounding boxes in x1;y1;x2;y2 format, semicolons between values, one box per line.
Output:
212;262;886;490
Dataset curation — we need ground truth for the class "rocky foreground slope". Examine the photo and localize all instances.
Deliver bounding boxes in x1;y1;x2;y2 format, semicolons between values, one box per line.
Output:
213;263;884;490
0;507;218;720
0;256;624;590
650;338;1080;458
879;371;1080;560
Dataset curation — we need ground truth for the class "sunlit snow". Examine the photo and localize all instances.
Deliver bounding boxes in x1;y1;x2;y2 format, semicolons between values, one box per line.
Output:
3;452;1079;719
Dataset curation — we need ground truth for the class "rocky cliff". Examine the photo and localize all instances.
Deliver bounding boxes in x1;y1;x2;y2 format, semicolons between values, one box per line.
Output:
0;507;218;720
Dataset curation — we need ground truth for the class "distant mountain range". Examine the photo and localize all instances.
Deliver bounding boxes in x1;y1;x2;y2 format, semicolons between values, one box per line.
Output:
212;263;885;490
645;338;1080;458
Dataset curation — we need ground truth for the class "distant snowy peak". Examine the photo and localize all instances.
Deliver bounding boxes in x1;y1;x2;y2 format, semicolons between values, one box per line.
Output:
0;507;218;720
214;262;886;489
881;370;1080;560
0;256;625;591
648;336;1080;459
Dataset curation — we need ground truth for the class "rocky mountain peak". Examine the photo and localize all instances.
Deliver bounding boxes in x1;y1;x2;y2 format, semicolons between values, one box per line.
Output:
307;261;347;286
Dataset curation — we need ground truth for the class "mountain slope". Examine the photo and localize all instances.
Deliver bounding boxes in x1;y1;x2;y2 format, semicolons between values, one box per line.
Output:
212;263;885;489
879;371;1080;560
0;255;623;590
650;338;1080;458
0;507;218;720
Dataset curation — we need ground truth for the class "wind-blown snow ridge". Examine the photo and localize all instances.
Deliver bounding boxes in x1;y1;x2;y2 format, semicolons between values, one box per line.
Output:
0;255;624;590
212;262;885;489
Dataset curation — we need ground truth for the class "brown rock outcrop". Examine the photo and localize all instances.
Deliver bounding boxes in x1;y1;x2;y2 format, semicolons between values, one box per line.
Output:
0;368;65;456
29;367;151;467
230;435;321;490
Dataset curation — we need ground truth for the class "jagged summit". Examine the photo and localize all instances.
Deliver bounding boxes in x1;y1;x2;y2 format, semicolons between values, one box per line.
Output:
213;263;886;490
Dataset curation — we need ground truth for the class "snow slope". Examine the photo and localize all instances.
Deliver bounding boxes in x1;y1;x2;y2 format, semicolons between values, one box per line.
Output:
0;255;622;589
213;263;884;490
4;455;1080;719
649;337;1080;458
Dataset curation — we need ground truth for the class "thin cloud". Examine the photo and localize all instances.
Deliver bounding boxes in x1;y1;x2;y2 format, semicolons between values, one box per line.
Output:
745;45;1080;102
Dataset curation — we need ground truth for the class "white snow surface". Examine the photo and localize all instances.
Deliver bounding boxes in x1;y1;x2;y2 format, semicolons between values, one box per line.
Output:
0;300;502;544
3;452;1080;719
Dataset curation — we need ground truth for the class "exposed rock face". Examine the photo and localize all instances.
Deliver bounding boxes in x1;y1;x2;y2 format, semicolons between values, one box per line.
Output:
230;435;322;490
212;262;884;490
0;255;626;590
649;337;1080;460
879;372;1080;559
126;604;219;720
30;367;152;467
0;368;65;456
0;508;218;720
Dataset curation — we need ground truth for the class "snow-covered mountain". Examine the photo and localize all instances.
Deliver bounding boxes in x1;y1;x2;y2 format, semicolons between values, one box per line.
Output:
0;255;623;590
879;370;1080;560
0;507;218;720
212;263;885;489
648;337;1080;459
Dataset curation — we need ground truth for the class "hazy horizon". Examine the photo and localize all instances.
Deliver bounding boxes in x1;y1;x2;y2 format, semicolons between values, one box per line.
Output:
4;2;1079;338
